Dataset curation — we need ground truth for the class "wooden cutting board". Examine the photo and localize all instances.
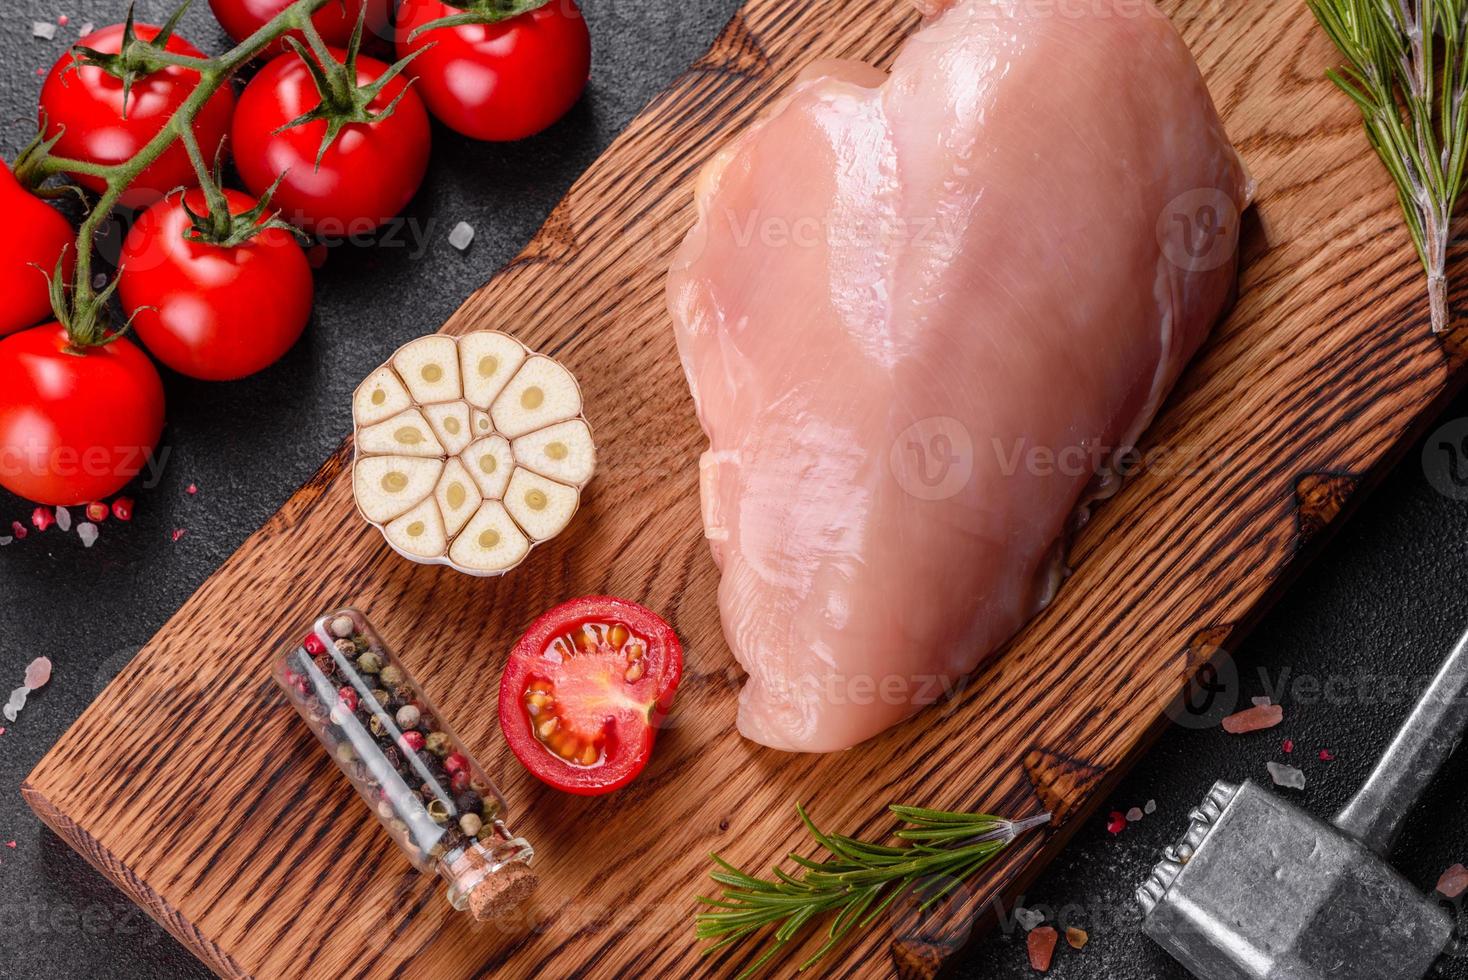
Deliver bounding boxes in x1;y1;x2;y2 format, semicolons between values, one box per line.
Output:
24;0;1468;976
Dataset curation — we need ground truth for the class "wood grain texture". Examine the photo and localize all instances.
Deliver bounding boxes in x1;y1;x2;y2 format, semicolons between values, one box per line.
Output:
24;0;1468;977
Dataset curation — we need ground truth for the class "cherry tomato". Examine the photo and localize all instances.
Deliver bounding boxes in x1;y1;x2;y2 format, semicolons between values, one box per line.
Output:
39;24;236;208
0;324;165;506
396;0;590;142
499;596;683;795
117;188;314;381
232;49;430;234
0;160;74;338
208;0;392;55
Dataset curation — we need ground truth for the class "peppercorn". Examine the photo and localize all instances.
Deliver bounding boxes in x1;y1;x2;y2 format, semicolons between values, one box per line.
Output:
380;745;401;772
395;704;422;730
379;664;405;687
369;714;388;738
454;790;483;816
334;637;359;656
377;799;395;821
306;699;329;725
416;750;447;781
459;812;483;837
338;687;360;713
312;654;335;678
450;770;471;794
330;615;356;639
335;743;355;764
399;730;426;753
356;651;384;674
372;689;391;706
425;732;451;757
427;799;451;825
303;633;326;656
443;752;469;776
388;818;409;838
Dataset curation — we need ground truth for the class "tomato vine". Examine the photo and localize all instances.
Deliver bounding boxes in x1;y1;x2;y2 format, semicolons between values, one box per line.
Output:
15;0;334;347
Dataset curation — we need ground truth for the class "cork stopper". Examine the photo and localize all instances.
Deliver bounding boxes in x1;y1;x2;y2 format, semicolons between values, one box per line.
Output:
443;833;538;921
468;859;539;921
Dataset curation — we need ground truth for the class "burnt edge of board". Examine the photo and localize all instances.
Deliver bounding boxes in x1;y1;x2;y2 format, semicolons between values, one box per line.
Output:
20;780;250;979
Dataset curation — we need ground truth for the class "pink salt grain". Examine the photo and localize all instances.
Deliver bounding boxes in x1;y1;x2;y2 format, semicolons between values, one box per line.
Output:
1437;864;1468;899
171;528;186;542
1319;749;1336;762
24;658;51;691
1282;739;1294;754
1221;704;1284;734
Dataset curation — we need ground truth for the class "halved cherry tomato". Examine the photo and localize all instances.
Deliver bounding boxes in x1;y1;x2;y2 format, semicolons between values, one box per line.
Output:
0;159;74;337
499;596;682;795
39;23;236;208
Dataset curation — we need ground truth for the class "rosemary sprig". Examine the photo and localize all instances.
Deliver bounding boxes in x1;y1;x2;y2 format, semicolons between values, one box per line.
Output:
696;804;1051;978
1308;0;1468;332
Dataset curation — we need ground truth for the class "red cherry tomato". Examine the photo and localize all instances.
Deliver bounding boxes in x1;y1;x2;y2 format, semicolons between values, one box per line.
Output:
232;49;430;234
39;24;236;208
499;596;683;795
0;324;165;506
0;160;74;337
396;0;590;142
208;0;392;55
117;188;314;381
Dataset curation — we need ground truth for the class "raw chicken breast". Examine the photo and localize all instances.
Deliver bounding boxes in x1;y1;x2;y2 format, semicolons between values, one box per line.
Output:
667;0;1250;751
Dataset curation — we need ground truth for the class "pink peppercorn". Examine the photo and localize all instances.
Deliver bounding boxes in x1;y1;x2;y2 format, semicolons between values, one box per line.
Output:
303;633;326;656
400;731;426;753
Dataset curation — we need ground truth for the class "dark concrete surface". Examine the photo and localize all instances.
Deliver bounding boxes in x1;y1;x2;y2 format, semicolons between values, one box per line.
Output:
3;1;1468;978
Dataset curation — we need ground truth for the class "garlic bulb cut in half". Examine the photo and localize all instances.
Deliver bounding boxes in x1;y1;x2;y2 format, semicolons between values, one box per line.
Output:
352;331;594;576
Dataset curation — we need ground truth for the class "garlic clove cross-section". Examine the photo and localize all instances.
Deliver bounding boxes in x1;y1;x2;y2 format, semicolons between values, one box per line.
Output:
352;330;594;576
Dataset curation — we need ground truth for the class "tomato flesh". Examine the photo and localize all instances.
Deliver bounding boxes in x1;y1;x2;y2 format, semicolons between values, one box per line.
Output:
500;597;682;795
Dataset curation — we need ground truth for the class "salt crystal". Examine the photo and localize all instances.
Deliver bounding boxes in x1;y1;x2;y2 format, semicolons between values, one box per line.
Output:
449;221;475;251
77;522;99;548
1436;864;1468;899
55;507;71;532
1222;703;1284;734
1267;762;1306;790
79;22;94;34
1144;799;1157;815
1252;696;1272;708
3;687;28;722
1027;926;1059;972
33;21;57;39
0;536;11;547
1015;906;1046;932
1126;807;1144;822
1065;926;1089;950
24;657;52;691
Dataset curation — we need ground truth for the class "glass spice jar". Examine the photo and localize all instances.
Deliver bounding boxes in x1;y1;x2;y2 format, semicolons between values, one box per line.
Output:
275;608;536;919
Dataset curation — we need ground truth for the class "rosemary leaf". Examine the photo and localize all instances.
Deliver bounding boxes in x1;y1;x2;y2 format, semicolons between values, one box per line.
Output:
1308;0;1468;331
696;805;1050;977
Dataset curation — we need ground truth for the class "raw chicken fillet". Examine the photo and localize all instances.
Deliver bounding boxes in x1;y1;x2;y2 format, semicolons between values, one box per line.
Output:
667;0;1251;751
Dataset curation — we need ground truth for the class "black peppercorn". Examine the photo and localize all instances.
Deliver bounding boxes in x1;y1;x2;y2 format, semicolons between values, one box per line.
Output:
454;791;483;816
